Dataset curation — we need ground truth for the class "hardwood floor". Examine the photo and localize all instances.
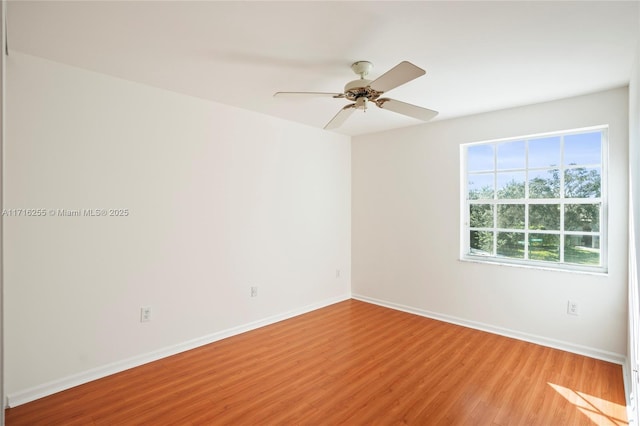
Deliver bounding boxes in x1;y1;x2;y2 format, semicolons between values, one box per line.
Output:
6;299;627;425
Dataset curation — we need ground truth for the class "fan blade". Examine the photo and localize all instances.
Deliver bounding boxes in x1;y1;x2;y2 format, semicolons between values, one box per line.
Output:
274;92;344;98
369;61;426;93
377;98;438;121
324;104;356;129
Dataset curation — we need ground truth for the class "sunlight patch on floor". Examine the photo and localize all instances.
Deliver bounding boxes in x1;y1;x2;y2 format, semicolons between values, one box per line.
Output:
548;382;627;426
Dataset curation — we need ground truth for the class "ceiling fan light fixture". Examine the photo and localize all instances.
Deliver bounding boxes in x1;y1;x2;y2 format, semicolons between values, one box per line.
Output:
355;97;368;111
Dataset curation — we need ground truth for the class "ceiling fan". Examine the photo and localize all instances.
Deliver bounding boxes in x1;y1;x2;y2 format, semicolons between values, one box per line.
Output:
274;61;438;130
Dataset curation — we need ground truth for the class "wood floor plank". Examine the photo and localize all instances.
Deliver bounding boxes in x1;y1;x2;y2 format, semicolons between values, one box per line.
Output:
6;299;628;425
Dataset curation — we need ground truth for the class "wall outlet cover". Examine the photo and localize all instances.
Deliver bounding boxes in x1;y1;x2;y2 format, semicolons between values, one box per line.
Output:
567;300;580;316
140;307;152;322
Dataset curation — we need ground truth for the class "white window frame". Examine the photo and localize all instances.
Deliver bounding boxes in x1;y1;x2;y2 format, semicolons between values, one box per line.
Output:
460;125;608;274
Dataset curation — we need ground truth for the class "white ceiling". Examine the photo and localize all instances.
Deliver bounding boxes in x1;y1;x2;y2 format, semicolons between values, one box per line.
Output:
7;1;640;136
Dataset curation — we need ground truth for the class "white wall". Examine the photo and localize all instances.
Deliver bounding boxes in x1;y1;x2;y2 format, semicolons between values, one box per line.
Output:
631;6;640;306
627;12;640;423
352;88;629;359
630;6;640;337
1;2;5;421
4;52;351;402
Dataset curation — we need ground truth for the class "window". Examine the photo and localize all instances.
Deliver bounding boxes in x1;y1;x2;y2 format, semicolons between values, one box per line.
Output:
462;126;607;273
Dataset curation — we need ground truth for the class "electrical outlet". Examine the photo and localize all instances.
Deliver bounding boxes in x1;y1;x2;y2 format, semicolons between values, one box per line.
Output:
140;307;152;322
567;300;579;316
251;286;258;298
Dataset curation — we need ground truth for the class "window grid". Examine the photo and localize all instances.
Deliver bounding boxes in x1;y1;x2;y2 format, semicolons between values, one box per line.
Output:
463;127;607;273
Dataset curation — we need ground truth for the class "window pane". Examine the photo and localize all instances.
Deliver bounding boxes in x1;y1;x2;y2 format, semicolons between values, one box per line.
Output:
497;140;525;170
470;204;493;228
497;172;525;199
564;167;601;198
564;132;601;166
565;204;600;232
529;169;560;198
468;173;494;200
468;144;494;171
529;234;560;262
529;204;560;230
470;231;493;255
497;232;524;258
497;204;525;229
529;136;560;168
565;235;600;265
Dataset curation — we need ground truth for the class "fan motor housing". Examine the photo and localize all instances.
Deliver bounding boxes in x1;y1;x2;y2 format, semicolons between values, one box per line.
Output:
344;79;381;102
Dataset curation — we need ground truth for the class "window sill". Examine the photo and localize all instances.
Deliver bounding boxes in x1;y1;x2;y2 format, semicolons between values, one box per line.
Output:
459;256;608;276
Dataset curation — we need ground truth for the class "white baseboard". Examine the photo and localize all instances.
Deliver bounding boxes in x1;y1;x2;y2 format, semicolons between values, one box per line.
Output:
352;293;626;365
6;293;351;408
